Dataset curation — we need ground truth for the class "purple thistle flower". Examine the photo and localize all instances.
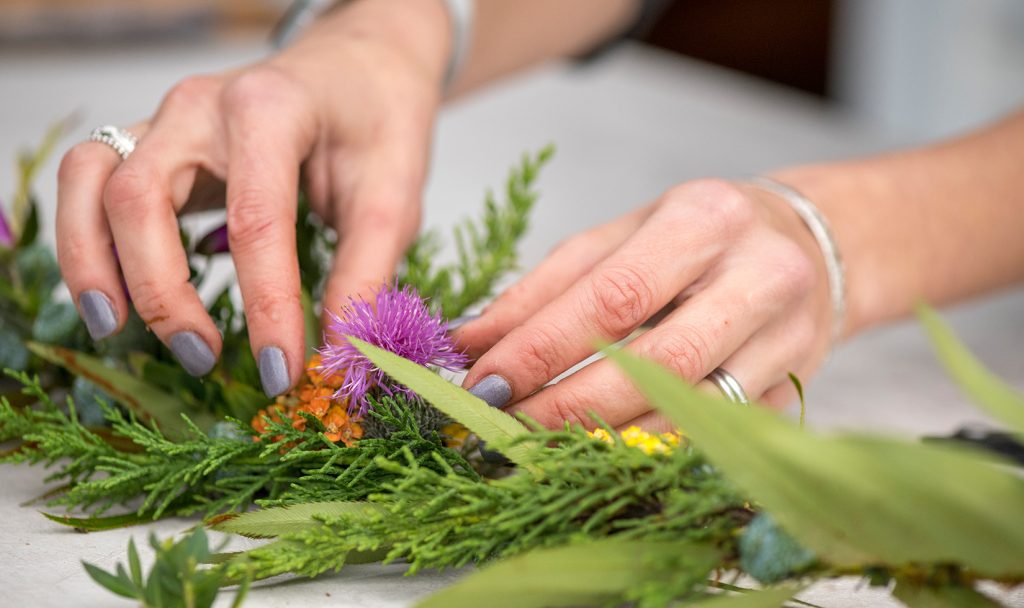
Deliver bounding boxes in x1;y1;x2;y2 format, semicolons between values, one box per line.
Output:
0;200;13;248
318;283;468;416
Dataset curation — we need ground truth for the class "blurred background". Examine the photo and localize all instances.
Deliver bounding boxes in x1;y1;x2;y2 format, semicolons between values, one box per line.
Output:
0;0;1022;436
2;0;1023;140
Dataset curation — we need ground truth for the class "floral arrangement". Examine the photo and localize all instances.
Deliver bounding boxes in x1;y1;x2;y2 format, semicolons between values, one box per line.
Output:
2;128;1023;608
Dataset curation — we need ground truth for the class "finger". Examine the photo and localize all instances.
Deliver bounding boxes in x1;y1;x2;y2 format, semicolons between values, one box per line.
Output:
453;205;652;358
221;68;316;396
321;139;427;320
463;180;752;406
57;134;143;340
104;117;222;376
506;261;782;429
617;313;817;432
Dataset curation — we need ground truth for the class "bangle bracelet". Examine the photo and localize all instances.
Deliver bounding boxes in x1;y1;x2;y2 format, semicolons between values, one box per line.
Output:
441;0;474;90
745;176;847;345
272;0;474;92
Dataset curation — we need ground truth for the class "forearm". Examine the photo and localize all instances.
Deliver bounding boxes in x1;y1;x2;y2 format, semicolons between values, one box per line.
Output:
774;110;1024;337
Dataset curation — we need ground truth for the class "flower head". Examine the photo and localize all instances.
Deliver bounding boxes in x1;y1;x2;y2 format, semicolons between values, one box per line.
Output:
318;283;467;416
194;223;229;255
0;200;13;249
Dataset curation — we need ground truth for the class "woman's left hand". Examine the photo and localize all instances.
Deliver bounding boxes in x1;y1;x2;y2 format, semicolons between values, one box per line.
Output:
453;178;835;432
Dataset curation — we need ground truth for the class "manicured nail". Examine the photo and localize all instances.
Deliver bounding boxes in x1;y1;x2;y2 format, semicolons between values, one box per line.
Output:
169;331;217;377
259;346;289;397
447;314;480;331
78;290;118;340
468;375;512;409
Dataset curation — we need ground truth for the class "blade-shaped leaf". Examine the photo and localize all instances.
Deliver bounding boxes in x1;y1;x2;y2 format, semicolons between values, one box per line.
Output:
82;561;139;600
42;508;189;532
918;305;1024;436
348;337;535;465
417;539;722;608
689;586;804;608
27;342;211;435
209;501;385;538
606;348;1024;577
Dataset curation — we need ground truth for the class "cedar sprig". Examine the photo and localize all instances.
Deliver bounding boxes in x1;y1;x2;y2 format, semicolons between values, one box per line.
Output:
402;145;554;318
223;425;750;582
0;371;475;524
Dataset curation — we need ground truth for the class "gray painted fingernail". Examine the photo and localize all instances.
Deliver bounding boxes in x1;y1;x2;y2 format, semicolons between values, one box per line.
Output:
78;290;118;340
468;375;512;409
447;314;480;331
169;331;217;377
259;346;290;397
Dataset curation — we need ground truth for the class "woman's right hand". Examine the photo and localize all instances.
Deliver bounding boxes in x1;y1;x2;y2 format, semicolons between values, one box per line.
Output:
56;0;453;396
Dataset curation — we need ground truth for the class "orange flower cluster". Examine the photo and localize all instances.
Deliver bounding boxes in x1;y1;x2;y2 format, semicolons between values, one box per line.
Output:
251;354;364;447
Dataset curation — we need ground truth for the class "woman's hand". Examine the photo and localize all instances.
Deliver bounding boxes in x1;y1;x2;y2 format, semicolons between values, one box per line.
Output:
55;0;452;395
454;178;835;432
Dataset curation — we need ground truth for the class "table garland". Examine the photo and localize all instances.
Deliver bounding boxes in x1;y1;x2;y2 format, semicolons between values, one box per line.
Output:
1;126;1023;608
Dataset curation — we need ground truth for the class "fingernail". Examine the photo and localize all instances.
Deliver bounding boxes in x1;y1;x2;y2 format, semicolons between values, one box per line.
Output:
447;314;480;332
78;290;118;340
259;346;290;397
468;375;512;409
169;331;217;377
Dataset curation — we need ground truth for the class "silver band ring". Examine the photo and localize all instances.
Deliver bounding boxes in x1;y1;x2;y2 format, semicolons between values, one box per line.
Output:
707;367;749;405
88;125;137;160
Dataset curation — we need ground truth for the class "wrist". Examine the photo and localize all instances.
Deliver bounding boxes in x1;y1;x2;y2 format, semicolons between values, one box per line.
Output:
282;0;453;88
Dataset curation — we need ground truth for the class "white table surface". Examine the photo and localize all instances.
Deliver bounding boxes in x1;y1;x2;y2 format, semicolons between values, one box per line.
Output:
1;39;1022;607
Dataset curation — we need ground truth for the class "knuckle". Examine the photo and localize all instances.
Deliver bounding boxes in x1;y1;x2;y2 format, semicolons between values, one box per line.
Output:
246;288;301;326
162;75;219;109
221;67;297;115
643;329;711;381
588;264;657;336
130;277;181;325
546;391;593;430
104;164;160;218
513;325;565;384
662;178;756;236
227;188;277;248
761;238;817;300
58;144;99;181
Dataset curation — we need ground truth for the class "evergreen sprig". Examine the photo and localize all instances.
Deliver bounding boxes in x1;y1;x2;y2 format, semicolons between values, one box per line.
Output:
402;145;555;318
222;426;750;582
0;371;474;526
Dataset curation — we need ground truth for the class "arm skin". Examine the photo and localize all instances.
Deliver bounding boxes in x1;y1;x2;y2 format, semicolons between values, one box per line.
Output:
775;110;1024;337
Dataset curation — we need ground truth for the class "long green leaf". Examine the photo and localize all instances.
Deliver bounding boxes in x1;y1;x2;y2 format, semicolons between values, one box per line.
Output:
418;539;721;608
42;508;189;532
348;337;535;465
918;304;1024;436
27;342;209;435
690;586;804;608
606;349;1024;577
209;501;385;539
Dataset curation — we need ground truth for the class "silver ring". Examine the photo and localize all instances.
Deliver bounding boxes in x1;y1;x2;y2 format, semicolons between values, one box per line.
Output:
88;125;138;160
707;367;749;405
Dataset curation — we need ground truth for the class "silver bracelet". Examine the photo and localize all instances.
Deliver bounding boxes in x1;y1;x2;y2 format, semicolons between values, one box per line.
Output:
745;176;847;345
271;0;474;91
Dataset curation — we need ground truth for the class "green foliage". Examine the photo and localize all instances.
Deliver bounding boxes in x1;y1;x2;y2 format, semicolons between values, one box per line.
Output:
605;347;1024;579
218;426;749;585
0;371;472;526
402;145;554;318
416;539;724;608
918;304;1024;437
350;337;536;465
83;529;247;608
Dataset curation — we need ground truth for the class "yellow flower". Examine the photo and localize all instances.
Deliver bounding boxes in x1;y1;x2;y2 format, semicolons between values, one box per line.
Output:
589;425;683;455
